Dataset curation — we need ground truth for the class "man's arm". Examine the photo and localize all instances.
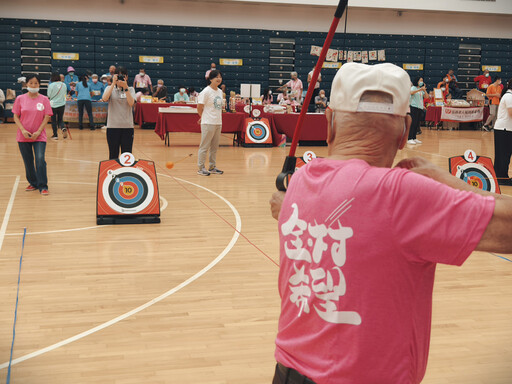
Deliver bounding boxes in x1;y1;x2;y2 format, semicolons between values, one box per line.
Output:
396;157;512;253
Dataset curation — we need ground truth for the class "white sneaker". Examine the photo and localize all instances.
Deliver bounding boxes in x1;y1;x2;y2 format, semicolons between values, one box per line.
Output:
414;139;422;144
407;139;416;145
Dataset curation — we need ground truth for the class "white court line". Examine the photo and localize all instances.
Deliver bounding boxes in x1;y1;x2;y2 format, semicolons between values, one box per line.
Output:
0;176;241;370
404;147;449;159
0;176;20;253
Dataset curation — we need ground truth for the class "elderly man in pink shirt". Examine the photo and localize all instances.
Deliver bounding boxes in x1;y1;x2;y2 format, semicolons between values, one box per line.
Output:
278;71;303;103
270;62;512;384
133;68;152;95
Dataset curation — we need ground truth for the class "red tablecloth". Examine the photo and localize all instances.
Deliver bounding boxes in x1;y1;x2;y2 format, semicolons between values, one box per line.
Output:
425;106;490;125
155;112;246;145
270;113;327;142
134;103;197;126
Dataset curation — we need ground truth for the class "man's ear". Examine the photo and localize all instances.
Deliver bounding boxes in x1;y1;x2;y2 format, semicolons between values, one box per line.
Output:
398;115;412;150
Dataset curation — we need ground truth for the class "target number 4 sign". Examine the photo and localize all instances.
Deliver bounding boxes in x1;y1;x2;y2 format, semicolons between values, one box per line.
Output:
464;149;477;163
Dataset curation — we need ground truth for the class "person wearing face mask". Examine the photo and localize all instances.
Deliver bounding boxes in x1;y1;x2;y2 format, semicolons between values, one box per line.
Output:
133;68;153;95
174;86;190;102
407;77;427;145
474;70;493;92
205;62;216;82
262;88;273;105
64;66;79;96
152;79;168;100
314;89;328;113
90;74;105;102
483;76;503;131
12;74;53;196
437;77;450;99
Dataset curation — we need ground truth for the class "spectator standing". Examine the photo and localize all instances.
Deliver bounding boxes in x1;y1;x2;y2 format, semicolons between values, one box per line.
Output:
47;72;68;139
153;79;168;100
197;70;224;176
102;66;136;160
205;62;216;81
269;62;512;384
12;74;53;195
278;72;303;102
0;88;5;123
104;65;116;78
76;75;95;130
90;74;105;101
314;89;328;113
308;68;322;111
133;68;152;95
446;69;463;99
64;66;79;96
408;77;427;145
483;76;502;131
474;69;492;92
174;87;190;102
493;78;512;186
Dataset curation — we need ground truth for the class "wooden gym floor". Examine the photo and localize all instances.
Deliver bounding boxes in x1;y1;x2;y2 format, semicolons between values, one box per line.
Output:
0;123;511;384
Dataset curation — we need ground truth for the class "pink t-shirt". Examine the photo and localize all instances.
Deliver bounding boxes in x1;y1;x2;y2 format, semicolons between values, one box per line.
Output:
286;79;303;97
12;93;53;143
275;158;495;384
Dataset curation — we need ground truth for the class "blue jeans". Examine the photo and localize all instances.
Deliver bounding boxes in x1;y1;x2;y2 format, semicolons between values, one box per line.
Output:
18;141;48;191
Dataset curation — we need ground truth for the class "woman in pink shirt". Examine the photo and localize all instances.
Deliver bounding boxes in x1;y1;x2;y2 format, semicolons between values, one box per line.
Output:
12;74;53;195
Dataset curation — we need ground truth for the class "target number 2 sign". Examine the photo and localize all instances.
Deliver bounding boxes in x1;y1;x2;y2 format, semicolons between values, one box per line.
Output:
120;152;135;167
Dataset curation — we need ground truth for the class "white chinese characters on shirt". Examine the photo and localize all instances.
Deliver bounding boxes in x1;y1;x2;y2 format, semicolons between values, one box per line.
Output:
281;202;362;325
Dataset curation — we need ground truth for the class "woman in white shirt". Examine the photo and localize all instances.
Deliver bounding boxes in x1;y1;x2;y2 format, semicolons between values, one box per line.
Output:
493;78;512;186
197;70;224;176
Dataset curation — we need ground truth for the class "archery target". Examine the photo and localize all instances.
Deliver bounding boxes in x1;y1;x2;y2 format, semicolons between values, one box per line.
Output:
246;120;271;144
102;166;154;214
455;163;497;193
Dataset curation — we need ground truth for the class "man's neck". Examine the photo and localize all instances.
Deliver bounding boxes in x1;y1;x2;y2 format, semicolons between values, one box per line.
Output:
328;139;397;168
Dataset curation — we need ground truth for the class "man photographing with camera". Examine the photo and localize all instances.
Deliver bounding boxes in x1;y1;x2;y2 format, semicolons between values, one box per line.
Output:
102;66;137;159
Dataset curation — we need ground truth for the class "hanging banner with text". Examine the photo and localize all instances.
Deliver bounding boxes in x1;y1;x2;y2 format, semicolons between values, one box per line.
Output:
219;58;243;66
441;107;484;122
139;56;164;63
53;52;79;60
482;65;501;72
403;63;423;70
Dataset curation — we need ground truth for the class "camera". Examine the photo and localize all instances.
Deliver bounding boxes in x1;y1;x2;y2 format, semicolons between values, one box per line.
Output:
117;74;125;82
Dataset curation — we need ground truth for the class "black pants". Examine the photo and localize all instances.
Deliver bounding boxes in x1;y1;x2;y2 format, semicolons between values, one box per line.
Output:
78;100;94;129
308;88;320;112
272;364;316;384
408;106;423;140
494;129;512;179
107;128;134;160
51;105;65;135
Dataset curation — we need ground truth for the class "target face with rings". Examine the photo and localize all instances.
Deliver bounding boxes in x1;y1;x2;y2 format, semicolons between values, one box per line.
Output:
449;153;500;194
102;166;155;214
246;121;270;143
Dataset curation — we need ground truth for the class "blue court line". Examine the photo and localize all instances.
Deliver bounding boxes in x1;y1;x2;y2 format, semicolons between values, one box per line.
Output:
489;252;512;263
6;228;26;384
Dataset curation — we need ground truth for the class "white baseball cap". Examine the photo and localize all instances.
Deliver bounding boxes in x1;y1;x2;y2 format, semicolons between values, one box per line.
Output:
330;62;411;117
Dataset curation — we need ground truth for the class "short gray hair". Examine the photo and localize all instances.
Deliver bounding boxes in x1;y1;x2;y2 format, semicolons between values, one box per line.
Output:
291;71;298;77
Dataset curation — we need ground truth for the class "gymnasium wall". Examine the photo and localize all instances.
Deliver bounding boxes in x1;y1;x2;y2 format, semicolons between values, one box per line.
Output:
1;0;511;96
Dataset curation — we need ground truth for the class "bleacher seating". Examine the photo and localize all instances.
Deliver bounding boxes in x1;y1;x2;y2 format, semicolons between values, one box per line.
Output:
0;17;511;100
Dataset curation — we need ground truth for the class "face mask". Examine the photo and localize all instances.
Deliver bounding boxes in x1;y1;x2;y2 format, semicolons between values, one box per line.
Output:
102;80;107;84
180;88;186;93
441;88;446;91
157;84;163;88
92;79;98;84
445;79;449;82
139;72;144;77
27;87;39;93
419;82;424;87
485;73;490;77
269;91;272;95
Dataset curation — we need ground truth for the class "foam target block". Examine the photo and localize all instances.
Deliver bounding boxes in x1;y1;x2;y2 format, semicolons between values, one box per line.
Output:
449;150;501;194
97;158;161;224
242;118;273;147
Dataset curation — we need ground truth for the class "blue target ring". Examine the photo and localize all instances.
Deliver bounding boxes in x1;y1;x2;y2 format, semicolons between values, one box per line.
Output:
461;167;490;191
108;173;148;208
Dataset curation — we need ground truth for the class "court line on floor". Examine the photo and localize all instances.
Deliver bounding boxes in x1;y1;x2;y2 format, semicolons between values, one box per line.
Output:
0;176;20;253
489;252;512;263
0;178;241;370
